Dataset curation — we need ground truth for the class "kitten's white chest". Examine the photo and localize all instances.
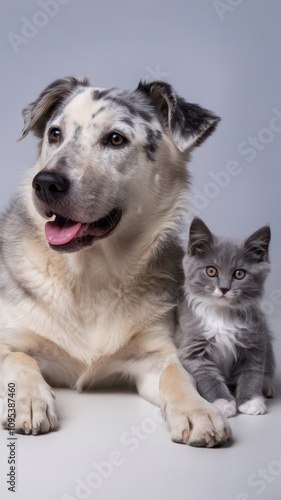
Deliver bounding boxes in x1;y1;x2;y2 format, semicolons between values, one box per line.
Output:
204;315;238;376
191;298;242;375
203;312;238;342
205;314;240;375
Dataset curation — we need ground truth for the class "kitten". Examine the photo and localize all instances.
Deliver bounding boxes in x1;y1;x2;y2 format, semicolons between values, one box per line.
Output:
175;217;275;418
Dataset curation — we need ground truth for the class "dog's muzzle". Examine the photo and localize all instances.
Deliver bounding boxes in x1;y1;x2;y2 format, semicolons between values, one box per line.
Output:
31;170;123;252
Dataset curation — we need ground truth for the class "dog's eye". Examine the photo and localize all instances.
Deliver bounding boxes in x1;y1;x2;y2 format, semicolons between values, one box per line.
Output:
233;269;246;280
48;127;62;144
206;266;218;277
107;133;127;147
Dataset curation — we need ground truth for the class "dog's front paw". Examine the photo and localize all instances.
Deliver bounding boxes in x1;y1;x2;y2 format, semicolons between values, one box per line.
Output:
213;398;237;418
1;377;58;435
164;402;231;447
238;396;266;416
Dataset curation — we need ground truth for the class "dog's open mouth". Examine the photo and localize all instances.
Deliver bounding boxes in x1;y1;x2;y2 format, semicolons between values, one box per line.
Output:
45;208;122;251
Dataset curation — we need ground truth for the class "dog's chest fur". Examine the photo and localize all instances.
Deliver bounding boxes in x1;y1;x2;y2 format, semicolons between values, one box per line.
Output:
0;240;169;365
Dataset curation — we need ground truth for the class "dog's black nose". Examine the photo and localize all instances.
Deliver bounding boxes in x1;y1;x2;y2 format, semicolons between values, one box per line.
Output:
32;172;69;203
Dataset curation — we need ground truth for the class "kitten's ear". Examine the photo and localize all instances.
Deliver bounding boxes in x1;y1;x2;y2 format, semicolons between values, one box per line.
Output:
18;76;91;140
137;81;220;152
188;217;214;256
244;226;271;262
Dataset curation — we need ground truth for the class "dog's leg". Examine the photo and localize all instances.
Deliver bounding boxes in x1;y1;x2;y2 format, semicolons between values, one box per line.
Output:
125;324;231;447
134;359;231;447
0;343;58;435
159;363;231;447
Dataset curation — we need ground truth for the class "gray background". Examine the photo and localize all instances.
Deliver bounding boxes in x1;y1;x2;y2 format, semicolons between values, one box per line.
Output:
0;1;280;499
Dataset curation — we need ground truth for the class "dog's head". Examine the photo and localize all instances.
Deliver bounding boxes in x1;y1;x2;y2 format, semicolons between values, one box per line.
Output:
20;77;220;253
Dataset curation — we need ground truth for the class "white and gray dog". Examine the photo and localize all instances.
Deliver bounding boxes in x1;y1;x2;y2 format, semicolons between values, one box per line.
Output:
0;77;231;447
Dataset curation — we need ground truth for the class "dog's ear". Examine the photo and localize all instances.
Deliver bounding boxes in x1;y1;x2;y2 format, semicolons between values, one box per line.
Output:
137;81;220;152
18;76;91;140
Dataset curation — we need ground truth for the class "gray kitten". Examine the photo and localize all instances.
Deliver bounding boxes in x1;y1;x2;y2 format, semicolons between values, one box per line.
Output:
175;217;275;418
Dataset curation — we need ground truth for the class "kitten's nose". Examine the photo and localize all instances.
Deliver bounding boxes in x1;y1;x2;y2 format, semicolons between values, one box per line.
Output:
220;288;230;295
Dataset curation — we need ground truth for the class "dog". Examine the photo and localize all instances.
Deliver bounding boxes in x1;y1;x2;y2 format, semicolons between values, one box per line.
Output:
0;77;231;447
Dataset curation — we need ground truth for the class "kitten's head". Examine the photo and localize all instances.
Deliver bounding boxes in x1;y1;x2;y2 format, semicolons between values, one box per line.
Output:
183;217;271;309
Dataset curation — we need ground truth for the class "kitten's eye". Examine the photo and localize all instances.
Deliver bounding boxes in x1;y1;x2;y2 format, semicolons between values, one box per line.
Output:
107;132;127;147
206;266;218;277
233;269;246;280
48;127;62;144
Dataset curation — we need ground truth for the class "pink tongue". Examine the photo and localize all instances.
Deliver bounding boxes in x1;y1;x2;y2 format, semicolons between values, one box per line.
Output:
45;219;82;245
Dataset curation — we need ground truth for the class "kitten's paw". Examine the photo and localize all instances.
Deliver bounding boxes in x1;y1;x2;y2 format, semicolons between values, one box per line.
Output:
1;377;58;435
238;397;266;415
164;402;231;447
213;398;237;418
262;379;275;398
